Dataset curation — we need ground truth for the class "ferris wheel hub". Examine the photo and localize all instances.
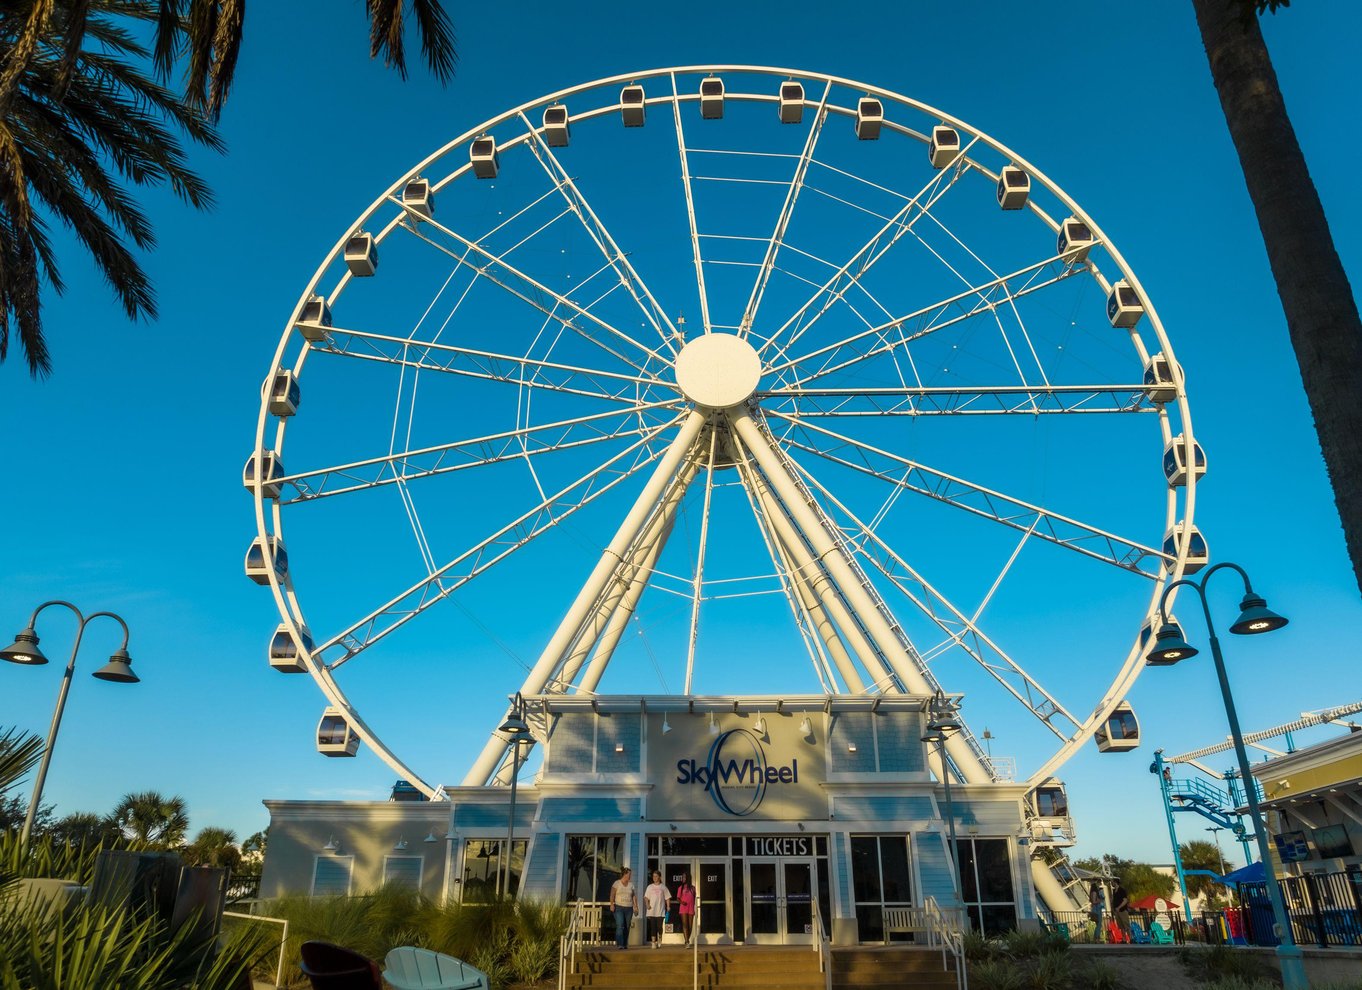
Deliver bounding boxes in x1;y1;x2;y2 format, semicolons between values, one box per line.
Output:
674;333;762;409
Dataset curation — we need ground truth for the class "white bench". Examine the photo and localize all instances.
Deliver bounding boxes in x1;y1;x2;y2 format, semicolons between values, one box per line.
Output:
883;906;931;944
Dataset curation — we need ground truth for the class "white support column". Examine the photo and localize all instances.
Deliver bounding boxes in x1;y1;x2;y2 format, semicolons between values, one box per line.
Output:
464;410;706;785
567;455;699;692
746;468;871;694
728;406;990;782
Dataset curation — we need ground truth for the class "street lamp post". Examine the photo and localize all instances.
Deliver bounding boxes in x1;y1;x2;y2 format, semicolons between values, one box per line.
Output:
1206;826;1228;877
922;689;963;909
1147;562;1307;990
1;601;139;846
498;692;530;898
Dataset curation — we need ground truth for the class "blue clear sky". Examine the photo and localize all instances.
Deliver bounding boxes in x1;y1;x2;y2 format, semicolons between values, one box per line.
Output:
3;1;1360;870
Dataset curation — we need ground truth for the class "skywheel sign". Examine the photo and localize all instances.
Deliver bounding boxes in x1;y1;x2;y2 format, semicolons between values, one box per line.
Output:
647;713;827;821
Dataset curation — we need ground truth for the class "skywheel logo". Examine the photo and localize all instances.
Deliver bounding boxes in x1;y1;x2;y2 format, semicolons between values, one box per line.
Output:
674;729;799;817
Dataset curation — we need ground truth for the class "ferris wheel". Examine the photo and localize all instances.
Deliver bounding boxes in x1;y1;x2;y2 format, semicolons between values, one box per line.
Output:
246;66;1203;810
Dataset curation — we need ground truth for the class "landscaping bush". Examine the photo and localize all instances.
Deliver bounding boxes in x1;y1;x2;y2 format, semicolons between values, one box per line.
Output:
971;958;1027;990
1027;951;1070;990
1180;945;1276;985
1083;960;1122;990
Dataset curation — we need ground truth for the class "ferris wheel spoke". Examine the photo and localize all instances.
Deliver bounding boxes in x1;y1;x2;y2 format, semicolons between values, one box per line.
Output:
314;412;687;669
273;401;680;503
315;326;676;406
767;412;1169;576
397;208;673;379
517;112;682;357
770;252;1082;387
763;384;1154;417
739;80;832;340
758;141;976;364
671;72;713;335
792;458;1083;738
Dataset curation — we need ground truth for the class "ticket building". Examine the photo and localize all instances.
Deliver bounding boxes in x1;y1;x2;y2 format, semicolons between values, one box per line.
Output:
261;695;1040;944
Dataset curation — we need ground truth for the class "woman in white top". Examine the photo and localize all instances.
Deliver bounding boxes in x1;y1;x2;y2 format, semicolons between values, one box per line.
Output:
643;871;672;948
609;867;638;948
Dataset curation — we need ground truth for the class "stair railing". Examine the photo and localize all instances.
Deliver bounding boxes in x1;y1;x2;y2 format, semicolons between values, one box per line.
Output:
923;896;968;990
812;896;832;990
692;897;702;990
559;899;585;990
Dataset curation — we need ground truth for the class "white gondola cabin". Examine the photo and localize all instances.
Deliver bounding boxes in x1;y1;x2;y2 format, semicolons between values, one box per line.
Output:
344;232;378;277
317;707;359;757
855;98;883;140
268;623;313;673
928;125;960;168
402;177;434;220
620;84;646;127
242;450;285;499
268;370;300;417
700;77;724;119
1033;778;1069;819
244;536;288;586
296;294;332;342
543;104;570;147
1106;279;1144;328
779;81;804;124
470;136;499;179
1163;433;1207;487
1095;702;1140;753
1164;522;1209;575
1056;217;1094;262
997;166;1030;210
1143;352;1180;405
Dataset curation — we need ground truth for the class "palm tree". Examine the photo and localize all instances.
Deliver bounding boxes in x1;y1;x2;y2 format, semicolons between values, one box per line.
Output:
0;0;456;377
1178;838;1225;902
109;789;190;847
184;825;241;870
0;2;221;377
1192;0;1362;595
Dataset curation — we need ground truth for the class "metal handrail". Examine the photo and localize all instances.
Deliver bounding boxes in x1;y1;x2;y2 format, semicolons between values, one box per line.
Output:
922;897;968;990
222;911;288;990
558;899;586;990
811;896;832;990
692;897;701;990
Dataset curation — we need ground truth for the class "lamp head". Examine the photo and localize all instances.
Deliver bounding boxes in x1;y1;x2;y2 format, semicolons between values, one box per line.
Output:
94;648;139;683
1;627;48;666
1146;622;1197;665
499;701;529;736
926;714;961;735
1229;593;1288;635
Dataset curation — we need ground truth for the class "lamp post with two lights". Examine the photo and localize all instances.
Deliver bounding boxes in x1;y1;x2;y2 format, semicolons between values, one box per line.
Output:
922;689;963;907
498;692;530;898
1146;562;1306;990
1;601;140;847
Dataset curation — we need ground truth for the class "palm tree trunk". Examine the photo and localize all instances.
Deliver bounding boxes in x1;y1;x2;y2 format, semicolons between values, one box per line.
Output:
1192;0;1362;596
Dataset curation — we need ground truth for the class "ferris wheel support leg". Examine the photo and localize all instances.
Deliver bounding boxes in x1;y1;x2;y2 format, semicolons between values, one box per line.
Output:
728;407;992;782
570;457;697;692
1031;856;1083;916
765;507;856;693
744;465;871;694
463;410;708;787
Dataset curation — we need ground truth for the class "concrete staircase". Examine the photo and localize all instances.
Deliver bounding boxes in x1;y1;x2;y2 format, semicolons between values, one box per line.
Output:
561;945;957;990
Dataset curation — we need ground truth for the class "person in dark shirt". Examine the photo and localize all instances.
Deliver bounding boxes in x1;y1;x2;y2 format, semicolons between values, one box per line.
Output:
1112;881;1132;940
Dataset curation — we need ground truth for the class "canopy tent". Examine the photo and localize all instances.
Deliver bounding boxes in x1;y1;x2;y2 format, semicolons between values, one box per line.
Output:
1220;861;1266;886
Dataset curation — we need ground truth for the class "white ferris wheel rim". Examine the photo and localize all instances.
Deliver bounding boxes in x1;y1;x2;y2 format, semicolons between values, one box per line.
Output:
250;65;1198;798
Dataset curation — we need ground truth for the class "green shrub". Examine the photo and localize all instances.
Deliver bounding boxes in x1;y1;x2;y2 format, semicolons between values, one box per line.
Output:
1002;928;1053;960
963;929;1000;960
1179;945;1273;984
971;959;1027;990
1084;961;1122;990
1028;950;1070;990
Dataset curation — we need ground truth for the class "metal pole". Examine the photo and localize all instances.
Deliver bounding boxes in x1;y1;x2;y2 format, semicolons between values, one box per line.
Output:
20;618;87;846
1205;627;1308;989
1207;827;1227;876
940;736;961;908
502;733;520;898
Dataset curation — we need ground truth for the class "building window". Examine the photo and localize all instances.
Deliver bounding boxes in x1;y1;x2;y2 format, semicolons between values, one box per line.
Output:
462;839;526;902
383;855;423;891
958;838;1016;936
850;835;913;943
564;835;627;903
312;855;353;896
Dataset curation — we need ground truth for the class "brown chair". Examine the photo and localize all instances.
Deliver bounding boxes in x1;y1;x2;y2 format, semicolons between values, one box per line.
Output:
300;941;383;990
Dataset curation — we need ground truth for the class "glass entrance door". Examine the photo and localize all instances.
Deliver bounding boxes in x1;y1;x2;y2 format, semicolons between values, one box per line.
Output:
745;858;815;944
662;858;730;944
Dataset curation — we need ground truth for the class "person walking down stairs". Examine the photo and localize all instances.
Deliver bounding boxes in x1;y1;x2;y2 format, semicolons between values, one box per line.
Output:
609;868;638;949
644;871;672;948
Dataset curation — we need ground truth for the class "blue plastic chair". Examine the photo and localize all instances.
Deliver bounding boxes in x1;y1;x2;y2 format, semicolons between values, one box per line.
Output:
1128;921;1152;944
